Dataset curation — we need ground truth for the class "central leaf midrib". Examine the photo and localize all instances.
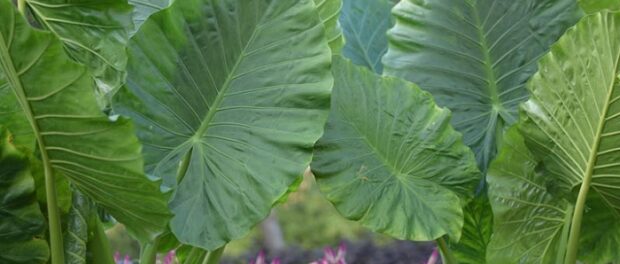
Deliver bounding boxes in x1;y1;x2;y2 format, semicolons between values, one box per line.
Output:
470;4;500;107
192;12;265;140
0;24;51;163
581;45;620;205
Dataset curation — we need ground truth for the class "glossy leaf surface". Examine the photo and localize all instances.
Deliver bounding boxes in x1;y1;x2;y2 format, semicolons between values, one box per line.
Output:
25;0;133;95
128;0;170;36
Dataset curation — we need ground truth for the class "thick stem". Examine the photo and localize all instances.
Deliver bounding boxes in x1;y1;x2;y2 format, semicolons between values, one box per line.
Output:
88;216;115;264
43;159;65;264
17;0;26;15
183;247;207;264
139;239;160;264
436;237;457;264
564;181;592;264
177;148;193;183
201;246;225;264
140;149;193;263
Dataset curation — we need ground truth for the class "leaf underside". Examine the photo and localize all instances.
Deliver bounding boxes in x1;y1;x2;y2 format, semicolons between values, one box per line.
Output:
490;11;620;263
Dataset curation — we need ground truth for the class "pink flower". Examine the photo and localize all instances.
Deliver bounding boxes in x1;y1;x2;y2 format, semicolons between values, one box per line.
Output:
124;255;131;264
114;252;121;263
163;250;176;264
313;243;347;264
249;251;279;264
425;248;439;264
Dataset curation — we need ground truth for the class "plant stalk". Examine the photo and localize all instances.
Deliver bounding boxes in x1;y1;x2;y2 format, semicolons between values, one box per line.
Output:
183;247;207;264
201;246;225;264
436;237;457;264
17;0;26;15
43;158;65;264
140;239;160;264
564;180;592;264
141;148;194;264
177;148;193;183
89;216;115;264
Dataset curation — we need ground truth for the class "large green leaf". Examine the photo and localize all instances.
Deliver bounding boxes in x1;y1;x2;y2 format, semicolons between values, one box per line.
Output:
0;128;49;264
0;0;170;242
382;0;582;169
487;127;572;263
128;0;171;36
311;57;480;241
314;0;343;54
24;0;133;96
340;0;394;73
519;10;620;262
114;0;332;250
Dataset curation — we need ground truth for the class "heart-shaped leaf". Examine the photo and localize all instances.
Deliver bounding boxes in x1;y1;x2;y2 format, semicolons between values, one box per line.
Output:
311;57;480;241
114;0;332;249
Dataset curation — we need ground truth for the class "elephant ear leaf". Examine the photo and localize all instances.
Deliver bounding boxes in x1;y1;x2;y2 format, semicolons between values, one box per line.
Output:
0;128;49;264
0;0;170;242
24;0;133;96
382;0;582;169
519;10;620;263
340;0;394;73
114;0;332;250
311;57;480;241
